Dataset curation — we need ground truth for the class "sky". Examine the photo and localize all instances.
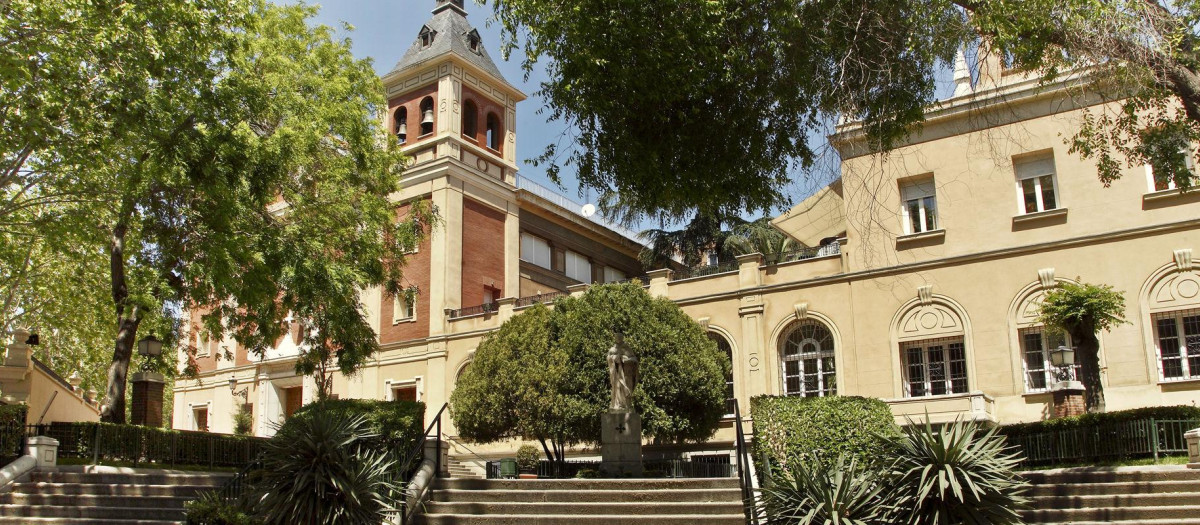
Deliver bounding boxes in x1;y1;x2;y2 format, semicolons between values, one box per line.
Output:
299;0;960;230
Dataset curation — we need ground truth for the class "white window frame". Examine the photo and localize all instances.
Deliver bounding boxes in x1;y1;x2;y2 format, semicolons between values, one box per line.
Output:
709;334;737;417
385;377;423;402
520;233;552;269
393;293;416;324
603;266;626;283
1019;327;1078;393
780;320;837;398
1153;309;1200;381
899;178;938;234
564;250;591;283
1014;154;1060;214
1144;152;1193;193
190;402;211;432
901;338;969;397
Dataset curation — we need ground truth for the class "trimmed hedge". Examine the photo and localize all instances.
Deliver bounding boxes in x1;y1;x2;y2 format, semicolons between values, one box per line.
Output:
0;404;27;425
999;405;1200;439
282;398;424;454
751;395;898;474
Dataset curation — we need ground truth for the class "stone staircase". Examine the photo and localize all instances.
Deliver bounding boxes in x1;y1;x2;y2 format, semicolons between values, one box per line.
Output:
446;455;487;480
415;478;746;524
1022;465;1200;524
0;466;231;524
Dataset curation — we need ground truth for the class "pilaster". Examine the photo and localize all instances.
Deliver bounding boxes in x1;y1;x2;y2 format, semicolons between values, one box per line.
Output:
646;269;672;298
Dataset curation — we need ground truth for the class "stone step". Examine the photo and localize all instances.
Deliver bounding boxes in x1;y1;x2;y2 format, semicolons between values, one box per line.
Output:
1028;492;1200;509
0;493;192;509
424;501;743;516
28;471;230;486
8;481;216;497
1032;520;1200;525
433;478;739;491
416;514;745;525
1022;467;1200;484
1021;504;1200;522
1026;479;1200;496
433;487;743;503
0;504;185;521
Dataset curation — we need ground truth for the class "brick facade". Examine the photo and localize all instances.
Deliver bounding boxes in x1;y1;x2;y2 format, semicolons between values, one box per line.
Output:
461;198;507;306
380;200;433;344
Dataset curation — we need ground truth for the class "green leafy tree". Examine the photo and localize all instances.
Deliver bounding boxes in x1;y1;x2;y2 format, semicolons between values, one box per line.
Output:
450;283;729;468
2;1;431;422
638;214;794;271
490;0;1200;223
1038;281;1128;413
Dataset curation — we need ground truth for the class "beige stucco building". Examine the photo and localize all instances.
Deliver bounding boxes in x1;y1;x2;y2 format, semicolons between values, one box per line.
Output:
174;1;1200;459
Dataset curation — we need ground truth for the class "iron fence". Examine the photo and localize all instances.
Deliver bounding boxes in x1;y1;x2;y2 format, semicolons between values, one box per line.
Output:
20;421;267;469
670;259;740;282
448;302;499;319
764;244;840;265
485;457;735;479
1003;417;1200;466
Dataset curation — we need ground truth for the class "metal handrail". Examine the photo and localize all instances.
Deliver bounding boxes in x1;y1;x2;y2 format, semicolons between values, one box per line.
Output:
399;403;448;525
448;302;499;319
733;404;759;525
444;434;493;476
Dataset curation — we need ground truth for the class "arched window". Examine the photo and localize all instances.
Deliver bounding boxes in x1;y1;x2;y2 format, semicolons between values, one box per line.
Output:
709;332;736;416
486;112;501;150
393;107;407;144
780;320;836;397
419;97;434;136
462;100;478;140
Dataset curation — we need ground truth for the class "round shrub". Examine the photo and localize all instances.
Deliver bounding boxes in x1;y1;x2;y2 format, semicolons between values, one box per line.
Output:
516;443;540;472
751;395;898;474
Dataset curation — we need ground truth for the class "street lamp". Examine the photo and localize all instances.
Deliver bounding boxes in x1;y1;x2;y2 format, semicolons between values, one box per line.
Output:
228;377;238;392
1049;345;1075;368
137;335;163;357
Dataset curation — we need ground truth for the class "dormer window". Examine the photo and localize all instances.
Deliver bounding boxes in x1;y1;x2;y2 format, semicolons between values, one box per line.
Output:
393;107;407;144
419;26;435;48
467;29;482;53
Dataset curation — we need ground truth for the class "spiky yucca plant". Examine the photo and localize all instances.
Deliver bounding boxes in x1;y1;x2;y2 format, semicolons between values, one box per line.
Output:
252;410;400;525
884;418;1029;525
761;455;891;525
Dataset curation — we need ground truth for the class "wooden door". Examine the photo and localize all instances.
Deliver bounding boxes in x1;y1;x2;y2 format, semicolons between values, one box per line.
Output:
284;387;303;418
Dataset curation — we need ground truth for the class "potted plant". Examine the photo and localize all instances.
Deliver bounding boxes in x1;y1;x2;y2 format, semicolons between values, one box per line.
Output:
516;443;540;479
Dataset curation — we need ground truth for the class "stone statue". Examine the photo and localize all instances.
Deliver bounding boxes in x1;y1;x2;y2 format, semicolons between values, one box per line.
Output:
607;332;638;411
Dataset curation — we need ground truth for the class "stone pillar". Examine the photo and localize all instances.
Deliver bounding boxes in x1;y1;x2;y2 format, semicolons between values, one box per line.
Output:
736;253;763;288
1186;427;1199;470
130;371;165;427
0;328;33;405
25;436;58;467
497;297;517;322
1050;380;1086;419
646;269;671;298
601;410;643;477
566;283;588;297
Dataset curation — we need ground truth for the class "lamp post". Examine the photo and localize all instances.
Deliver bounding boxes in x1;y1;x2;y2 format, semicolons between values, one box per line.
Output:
131;335;165;427
1049;344;1085;418
137;335;162;358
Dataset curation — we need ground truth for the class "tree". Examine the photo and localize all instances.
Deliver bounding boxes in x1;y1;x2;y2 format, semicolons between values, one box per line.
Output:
637;214;795;271
2;1;431;422
1037;281;1128;413
450;282;729;467
490;0;1200;223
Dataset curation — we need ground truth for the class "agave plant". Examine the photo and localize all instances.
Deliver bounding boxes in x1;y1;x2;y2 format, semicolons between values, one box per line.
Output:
252;410;401;525
760;454;892;525
883;418;1029;525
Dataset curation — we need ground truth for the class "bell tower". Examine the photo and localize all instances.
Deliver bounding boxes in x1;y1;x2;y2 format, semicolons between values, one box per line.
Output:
372;1;525;415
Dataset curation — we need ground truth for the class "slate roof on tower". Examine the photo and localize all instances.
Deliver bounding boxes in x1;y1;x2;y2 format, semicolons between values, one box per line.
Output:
388;0;513;90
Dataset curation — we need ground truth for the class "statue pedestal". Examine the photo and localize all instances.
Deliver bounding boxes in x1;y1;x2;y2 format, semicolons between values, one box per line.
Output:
601;410;643;477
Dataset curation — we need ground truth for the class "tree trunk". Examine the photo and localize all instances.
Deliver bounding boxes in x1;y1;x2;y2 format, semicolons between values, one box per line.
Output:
100;204;139;424
1068;320;1106;413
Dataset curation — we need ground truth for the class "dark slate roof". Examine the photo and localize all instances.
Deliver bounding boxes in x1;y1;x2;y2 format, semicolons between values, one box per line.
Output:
388;1;512;89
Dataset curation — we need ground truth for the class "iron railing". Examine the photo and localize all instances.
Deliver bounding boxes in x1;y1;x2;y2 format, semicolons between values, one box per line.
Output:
734;403;761;525
670;258;740;282
398;403;447;525
514;291;568;308
15;422;265;469
763;244;840;265
484;457;736;479
1003;417;1200;466
448;302;499;319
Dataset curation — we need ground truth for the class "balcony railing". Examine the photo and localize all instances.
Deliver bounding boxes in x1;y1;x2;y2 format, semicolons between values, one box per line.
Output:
448;302;499;319
670;258;740;282
514;291;568;308
764;243;840;265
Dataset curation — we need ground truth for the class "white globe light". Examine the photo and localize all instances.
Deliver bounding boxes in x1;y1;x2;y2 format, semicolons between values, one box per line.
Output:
581;203;596;217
